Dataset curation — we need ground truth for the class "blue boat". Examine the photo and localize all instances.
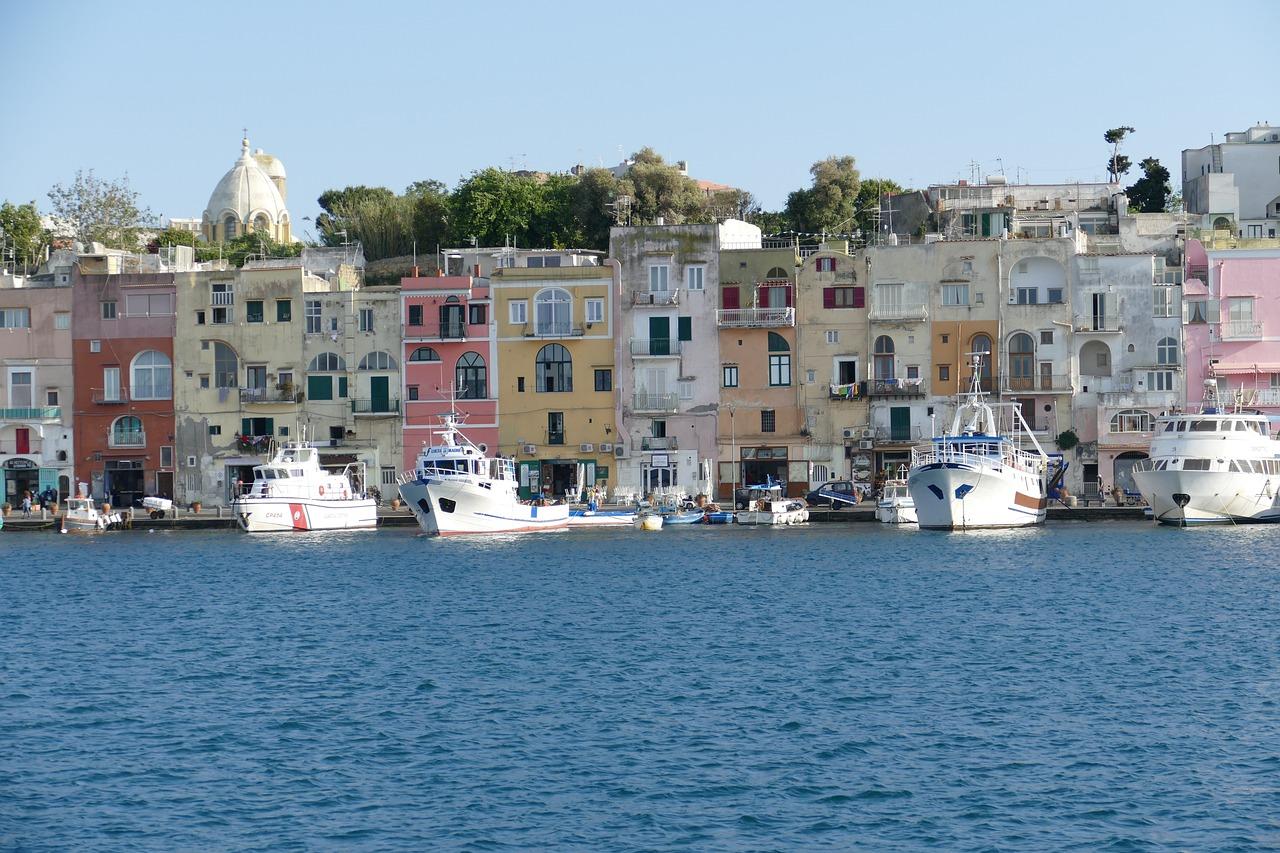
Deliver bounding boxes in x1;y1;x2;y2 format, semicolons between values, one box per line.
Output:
703;511;734;525
662;510;707;525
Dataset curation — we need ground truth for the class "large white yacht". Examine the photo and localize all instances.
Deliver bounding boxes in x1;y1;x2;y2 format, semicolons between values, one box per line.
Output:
907;354;1051;530
398;413;569;536
1132;380;1280;525
232;439;377;532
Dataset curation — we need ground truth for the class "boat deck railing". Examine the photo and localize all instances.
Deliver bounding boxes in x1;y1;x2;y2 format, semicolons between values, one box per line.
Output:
911;442;1045;474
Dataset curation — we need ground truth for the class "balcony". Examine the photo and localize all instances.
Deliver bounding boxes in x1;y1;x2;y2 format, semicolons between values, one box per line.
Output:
439;322;466;339
874;425;925;444
866;378;926;398
1075;314;1122;333
0;406;61;421
351;398;402;416
108;430;146;448
629;338;682;357
524;322;582;338
1005;374;1073;393
633;289;679;307
0;438;43;455
641;436;678;451
239;387;301;404
92;388;129;404
828;382;862;400
1220;320;1264;339
633;392;679;413
716;307;795;328
1247;388;1280;406
868;303;929;322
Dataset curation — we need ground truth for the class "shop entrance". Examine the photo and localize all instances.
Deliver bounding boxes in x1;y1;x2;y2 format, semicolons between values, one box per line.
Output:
104;459;145;508
542;461;576;500
4;458;39;503
740;447;788;487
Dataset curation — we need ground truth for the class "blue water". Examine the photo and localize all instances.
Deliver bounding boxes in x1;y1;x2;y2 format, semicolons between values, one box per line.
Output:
3;522;1280;851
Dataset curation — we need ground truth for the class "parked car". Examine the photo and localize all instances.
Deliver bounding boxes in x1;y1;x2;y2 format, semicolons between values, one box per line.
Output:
806;480;863;507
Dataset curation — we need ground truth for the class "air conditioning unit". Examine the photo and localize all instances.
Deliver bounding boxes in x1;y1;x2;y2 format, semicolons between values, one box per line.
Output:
861;428;874;439
859;440;874;450
614;445;628;459
579;443;594;453
522;443;537;454
186;455;197;468
599;443;614;453
842;428;855;440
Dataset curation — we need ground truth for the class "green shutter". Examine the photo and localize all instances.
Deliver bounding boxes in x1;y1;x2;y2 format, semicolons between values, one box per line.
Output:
338;376;348;398
677;316;692;341
265;418;275;435
308;375;332;401
241;418;251;435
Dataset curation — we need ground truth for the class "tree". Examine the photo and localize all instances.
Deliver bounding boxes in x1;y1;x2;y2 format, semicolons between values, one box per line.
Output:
617;148;709;225
197;231;302;267
852;178;904;238
406;179;452;254
0;200;47;271
784;156;861;233
46;170;153;249
568;168;621;250
450;168;542;247
1104;126;1135;183
147;226;200;253
1126;157;1172;213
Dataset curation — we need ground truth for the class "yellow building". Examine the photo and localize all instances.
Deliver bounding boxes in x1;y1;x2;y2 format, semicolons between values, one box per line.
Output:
491;262;619;500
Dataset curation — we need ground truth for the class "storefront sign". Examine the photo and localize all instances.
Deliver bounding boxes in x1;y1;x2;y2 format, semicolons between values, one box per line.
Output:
4;458;37;469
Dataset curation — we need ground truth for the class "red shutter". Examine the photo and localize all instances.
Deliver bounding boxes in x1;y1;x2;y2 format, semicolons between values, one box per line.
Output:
852;287;865;308
785;285;793;308
822;288;835;309
722;286;740;309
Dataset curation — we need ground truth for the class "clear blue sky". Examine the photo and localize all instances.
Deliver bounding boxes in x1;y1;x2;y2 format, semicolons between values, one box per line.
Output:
4;0;1277;238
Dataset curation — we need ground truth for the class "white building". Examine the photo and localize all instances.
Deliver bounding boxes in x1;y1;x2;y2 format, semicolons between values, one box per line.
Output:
1182;123;1280;239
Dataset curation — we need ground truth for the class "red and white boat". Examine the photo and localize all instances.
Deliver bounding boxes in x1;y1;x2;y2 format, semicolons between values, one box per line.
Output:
232;439;377;532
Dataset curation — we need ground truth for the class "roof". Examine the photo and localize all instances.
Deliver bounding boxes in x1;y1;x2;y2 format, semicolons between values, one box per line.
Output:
204;137;288;224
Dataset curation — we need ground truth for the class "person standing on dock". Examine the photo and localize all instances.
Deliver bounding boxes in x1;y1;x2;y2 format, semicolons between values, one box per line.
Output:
21;491;32;518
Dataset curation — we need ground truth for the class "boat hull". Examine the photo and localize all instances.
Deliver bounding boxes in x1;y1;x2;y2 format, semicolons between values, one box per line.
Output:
735;508;809;525
1133;469;1280;526
233;497;377;532
568;509;637;527
399;479;569;535
875;500;918;524
907;462;1045;530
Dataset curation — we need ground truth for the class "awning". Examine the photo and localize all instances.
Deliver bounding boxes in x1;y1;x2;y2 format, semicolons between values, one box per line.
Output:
1210;363;1280;374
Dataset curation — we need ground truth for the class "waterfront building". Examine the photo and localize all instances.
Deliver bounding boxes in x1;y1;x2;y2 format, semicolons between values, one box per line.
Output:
200;136;292;244
716;240;806;498
1182;123;1280;239
0;263;75;503
71;255;178;505
492;260;617;500
794;241;871;490
401;271;497;472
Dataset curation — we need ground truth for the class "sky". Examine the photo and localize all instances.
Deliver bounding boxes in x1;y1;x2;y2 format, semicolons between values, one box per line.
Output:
4;0;1278;239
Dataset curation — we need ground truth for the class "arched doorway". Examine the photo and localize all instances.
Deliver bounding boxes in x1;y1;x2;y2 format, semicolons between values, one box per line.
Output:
1113;451;1148;495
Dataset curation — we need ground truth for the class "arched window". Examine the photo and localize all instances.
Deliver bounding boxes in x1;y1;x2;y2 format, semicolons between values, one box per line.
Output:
358;351;397;371
1110;409;1153;433
535;343;572;392
1157;336;1178;365
253;214;269;233
224;215;237;240
534;288;572;336
765;267;789;280
768;332;789;351
131;350;172;400
768;332;792;386
111;415;143;446
970;334;993;386
1008;332;1035;390
408;347;441;362
873;335;895;380
214;341;238;388
456;352;487;399
1080;340;1112;376
308;352;345;371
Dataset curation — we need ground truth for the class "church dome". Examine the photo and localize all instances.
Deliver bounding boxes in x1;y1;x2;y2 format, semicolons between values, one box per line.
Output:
203;137;289;234
252;148;286;180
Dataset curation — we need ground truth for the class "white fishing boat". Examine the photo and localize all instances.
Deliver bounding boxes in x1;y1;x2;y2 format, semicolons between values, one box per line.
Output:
62;497;121;532
1132;380;1280;525
398;413;569;536
907;353;1049;530
735;483;809;526
876;468;917;524
232;438;376;532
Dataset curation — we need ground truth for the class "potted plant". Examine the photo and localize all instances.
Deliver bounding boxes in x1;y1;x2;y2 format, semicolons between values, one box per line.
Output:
390;497;402;510
1;502;10;517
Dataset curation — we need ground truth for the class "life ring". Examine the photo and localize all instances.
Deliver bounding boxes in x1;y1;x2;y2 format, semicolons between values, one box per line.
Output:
318;485;325;497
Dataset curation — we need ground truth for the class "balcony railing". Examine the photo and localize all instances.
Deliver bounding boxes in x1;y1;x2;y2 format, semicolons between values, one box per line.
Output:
1076;314;1122;332
716;307;795;328
1221;319;1264;339
92;388;129;404
873;425;925;444
641;436;678;451
633;392;679;413
0;406;61;421
1246;388;1280;406
866;378;926;398
629;338;682;356
829;382;862;400
351;398;402;415
239;387;300;404
108;430;146;448
1005;374;1073;393
868;303;929;322
0;438;43;455
633;289;679;306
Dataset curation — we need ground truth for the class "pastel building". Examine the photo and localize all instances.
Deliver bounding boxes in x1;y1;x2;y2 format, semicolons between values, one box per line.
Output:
492;262;617;500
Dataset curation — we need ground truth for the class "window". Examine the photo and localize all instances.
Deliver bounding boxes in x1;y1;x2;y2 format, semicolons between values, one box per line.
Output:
648;265;670;292
825;330;839;344
408;346;440;362
240;417;274;437
308;352;345;372
101;301;117;320
276;299;292;322
1187;299;1208;323
358;351;397;371
1156;337;1178;366
534;288;571;335
456;352;487;399
407;385;419;401
124;293;174;317
468;303;487;326
721;285;740;309
46;389;59;406
873;335;895;380
90;339;101;353
1153;287;1174;318
678;380;694;400
131;350;172;400
407;304;423;327
677;316;692;342
111;415;143;447
585;299;604;324
548;412;565;445
8;370;32;407
208;425;221;436
594;369;612;392
211;281;233;305
535;343;572;392
816;257;836;272
1008;333;1035;389
509;300;528;325
246;300;264;323
54;312;70;330
278;371;293;390
101;366;121;401
199;375;209;389
723;365;739;388
1016;287;1038;305
939;364;950;381
1148;370;1175;391
359;307;374;332
906;365;919;380
305;300;322;333
214;342;238;388
1047;288;1064;304
686;266;705;290
761;410;776;433
196;311;205;325
517;377;525;392
768;333;791;386
942;284;969;306
224;216;237;239
823;286;865;308
1110;409;1153;433
875;283;904;314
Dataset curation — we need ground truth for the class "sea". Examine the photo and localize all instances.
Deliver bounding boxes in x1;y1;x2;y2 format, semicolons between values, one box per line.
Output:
2;521;1280;851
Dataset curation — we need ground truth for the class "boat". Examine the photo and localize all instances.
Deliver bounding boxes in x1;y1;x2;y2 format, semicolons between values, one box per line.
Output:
568;508;637;527
703;511;735;525
636;513;664;531
907;353;1050;530
875;467;918;524
1132;379;1280;525
734;483;809;526
232;438;376;532
398;413;569;536
62;496;122;532
662;509;708;525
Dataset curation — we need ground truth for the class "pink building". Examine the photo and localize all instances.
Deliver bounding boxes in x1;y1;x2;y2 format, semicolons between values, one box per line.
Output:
401;273;497;469
1183;239;1280;412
